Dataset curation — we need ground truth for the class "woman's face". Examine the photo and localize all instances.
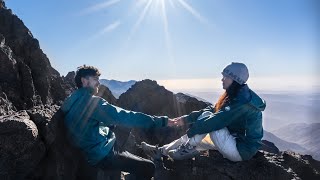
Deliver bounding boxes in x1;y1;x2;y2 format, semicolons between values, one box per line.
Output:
221;75;233;89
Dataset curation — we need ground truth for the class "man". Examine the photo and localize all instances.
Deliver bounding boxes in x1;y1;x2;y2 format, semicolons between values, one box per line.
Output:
61;65;175;179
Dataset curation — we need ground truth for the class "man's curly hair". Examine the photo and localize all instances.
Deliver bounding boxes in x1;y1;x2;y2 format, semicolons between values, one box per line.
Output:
74;65;101;88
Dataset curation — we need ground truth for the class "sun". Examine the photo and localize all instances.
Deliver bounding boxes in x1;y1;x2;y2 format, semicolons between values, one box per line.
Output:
130;0;208;59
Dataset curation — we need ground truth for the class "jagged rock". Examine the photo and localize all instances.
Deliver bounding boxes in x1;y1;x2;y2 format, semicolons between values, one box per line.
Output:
118;79;179;117
0;0;5;9
152;150;320;180
260;140;281;155
0;5;69;109
97;85;117;105
26;105;60;145
0;92;16;115
175;93;210;116
61;71;77;96
64;71;76;88
118;79;209;118
0;110;45;179
0;33;34;109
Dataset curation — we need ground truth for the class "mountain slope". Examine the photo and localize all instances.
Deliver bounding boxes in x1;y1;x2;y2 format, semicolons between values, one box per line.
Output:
272;123;320;160
263;130;308;154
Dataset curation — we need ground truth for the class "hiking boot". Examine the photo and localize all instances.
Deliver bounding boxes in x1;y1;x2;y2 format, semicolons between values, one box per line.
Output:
168;143;200;160
141;142;162;160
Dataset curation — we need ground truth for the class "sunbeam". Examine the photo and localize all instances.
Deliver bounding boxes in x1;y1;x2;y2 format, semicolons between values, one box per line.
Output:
160;0;173;59
81;0;121;15
176;0;208;25
160;0;177;76
168;0;176;8
91;20;121;40
101;21;121;34
127;0;154;41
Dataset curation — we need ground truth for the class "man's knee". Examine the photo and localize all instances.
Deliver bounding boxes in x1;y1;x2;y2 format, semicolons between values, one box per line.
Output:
139;160;155;177
147;160;156;173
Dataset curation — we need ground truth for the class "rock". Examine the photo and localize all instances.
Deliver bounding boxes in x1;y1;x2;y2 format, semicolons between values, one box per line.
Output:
175;93;210;116
0;6;69;109
0;92;16;116
153;150;320;180
0;33;35;109
118;79;210;118
97;85;117;105
0;0;5;9
64;71;76;88
118;79;179;117
0;110;46;179
26;105;60;145
260;140;281;154
61;71;77;96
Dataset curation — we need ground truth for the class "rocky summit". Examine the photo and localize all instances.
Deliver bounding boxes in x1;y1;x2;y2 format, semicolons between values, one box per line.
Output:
0;1;73;110
0;1;319;180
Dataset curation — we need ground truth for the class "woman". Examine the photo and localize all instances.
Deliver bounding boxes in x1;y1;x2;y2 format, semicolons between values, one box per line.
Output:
142;62;266;161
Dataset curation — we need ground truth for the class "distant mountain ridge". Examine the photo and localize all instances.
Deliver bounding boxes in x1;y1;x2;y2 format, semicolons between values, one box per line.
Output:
99;79;136;98
272;123;320;160
263;130;308;154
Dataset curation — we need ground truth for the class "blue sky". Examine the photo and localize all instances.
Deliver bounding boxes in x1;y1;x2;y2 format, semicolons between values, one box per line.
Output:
5;0;319;91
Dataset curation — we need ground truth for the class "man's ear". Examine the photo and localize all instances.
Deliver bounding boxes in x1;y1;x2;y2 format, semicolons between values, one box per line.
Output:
81;77;87;87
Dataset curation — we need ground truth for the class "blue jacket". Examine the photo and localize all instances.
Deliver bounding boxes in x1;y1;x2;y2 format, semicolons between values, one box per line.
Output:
61;87;168;165
183;85;266;160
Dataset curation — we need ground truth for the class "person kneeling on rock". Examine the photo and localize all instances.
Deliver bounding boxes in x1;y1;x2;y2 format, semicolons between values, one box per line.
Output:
142;62;266;162
61;65;177;180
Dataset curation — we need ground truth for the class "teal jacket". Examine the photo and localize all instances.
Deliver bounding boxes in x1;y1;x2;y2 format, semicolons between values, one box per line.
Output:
61;87;168;165
183;85;266;160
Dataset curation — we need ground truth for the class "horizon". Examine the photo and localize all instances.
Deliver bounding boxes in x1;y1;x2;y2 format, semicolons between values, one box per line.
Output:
98;77;319;94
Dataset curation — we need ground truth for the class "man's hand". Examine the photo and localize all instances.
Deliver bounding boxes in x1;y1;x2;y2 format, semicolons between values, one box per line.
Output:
167;117;185;127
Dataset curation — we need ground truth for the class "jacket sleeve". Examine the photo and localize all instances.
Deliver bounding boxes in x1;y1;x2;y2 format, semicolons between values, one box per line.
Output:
92;97;168;128
187;103;246;137
181;105;215;124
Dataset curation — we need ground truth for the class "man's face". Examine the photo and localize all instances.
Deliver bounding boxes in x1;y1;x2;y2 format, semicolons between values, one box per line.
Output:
81;75;100;94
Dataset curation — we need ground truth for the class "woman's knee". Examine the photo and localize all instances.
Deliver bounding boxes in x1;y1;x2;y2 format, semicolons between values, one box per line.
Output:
197;111;214;121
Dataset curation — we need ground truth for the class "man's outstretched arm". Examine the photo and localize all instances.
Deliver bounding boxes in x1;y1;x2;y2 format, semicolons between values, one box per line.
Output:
92;97;168;129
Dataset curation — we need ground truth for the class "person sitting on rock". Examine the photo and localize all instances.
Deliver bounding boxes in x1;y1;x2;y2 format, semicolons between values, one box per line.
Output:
61;65;177;180
142;62;266;162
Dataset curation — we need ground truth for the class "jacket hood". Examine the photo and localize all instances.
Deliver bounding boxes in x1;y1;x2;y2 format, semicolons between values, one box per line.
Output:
248;90;266;111
61;87;94;114
236;84;266;111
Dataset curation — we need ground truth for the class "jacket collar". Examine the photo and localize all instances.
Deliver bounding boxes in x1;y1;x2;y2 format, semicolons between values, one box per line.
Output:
78;87;95;95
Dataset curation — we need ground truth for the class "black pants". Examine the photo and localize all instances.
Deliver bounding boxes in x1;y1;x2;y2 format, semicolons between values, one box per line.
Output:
94;148;155;180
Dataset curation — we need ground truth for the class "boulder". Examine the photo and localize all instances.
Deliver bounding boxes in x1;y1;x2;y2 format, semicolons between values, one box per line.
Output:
0;111;45;179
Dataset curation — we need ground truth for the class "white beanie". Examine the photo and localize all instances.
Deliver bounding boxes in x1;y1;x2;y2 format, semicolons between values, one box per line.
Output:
222;62;249;85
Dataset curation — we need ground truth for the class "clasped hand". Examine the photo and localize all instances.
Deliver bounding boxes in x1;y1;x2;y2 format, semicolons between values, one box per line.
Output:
167;117;185;127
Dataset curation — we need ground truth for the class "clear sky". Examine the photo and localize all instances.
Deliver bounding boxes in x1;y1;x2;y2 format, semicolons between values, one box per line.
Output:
4;0;319;91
